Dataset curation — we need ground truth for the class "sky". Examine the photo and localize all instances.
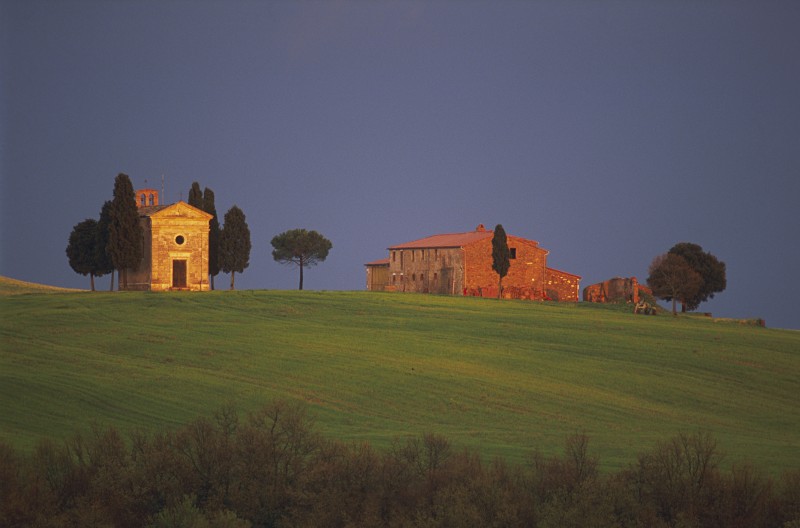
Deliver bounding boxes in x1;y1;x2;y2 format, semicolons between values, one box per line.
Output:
2;0;799;330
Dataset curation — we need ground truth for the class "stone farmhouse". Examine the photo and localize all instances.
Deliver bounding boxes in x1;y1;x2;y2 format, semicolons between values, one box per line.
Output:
365;225;581;301
124;188;213;291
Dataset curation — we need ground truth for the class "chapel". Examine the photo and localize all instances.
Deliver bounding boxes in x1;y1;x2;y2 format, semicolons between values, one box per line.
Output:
123;189;213;291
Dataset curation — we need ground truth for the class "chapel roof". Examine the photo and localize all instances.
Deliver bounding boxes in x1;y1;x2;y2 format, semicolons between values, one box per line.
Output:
137;201;212;219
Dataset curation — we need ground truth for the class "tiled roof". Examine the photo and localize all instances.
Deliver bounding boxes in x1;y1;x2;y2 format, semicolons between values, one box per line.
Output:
365;258;390;266
137;205;170;217
388;230;493;250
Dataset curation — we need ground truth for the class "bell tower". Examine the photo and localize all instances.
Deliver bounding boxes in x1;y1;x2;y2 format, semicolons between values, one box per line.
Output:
135;188;159;208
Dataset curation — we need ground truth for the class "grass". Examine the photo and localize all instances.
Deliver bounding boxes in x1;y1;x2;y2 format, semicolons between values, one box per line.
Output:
1;277;798;474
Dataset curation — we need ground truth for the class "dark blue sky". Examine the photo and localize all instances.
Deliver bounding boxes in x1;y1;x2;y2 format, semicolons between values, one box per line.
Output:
2;1;799;329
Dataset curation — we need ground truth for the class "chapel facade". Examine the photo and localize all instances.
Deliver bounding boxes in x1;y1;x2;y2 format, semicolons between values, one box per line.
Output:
124;189;213;291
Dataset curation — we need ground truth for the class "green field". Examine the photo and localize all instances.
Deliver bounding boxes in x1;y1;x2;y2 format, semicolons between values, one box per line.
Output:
1;277;798;474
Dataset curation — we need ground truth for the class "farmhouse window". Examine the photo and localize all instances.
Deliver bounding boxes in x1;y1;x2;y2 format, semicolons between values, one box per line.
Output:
510;248;517;259
412;273;416;281
421;273;424;282
175;235;185;245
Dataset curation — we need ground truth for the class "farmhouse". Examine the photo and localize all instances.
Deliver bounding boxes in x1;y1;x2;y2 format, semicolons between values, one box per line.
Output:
366;225;581;301
124;188;213;291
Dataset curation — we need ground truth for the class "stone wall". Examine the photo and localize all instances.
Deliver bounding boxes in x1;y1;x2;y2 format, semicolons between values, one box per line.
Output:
387;247;463;295
583;277;647;304
463;236;548;299
544;268;581;302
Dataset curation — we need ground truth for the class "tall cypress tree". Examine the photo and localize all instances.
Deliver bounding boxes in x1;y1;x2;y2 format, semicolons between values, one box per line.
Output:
108;173;143;290
188;181;203;209
95;200;115;290
219;205;251;290
491;224;510;299
202;187;221;290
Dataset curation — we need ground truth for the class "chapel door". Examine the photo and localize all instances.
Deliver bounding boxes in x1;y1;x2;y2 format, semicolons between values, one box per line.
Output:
172;260;187;288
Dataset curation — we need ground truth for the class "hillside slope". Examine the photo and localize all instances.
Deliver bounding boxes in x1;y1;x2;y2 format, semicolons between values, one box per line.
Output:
1;289;798;473
0;275;83;295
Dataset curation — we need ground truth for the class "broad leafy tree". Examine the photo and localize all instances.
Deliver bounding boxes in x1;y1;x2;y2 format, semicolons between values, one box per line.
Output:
188;181;203;209
203;187;221;290
668;242;726;312
66;219;101;290
219;205;251;290
647;253;703;315
491;224;510;299
271;229;332;290
108;173;143;290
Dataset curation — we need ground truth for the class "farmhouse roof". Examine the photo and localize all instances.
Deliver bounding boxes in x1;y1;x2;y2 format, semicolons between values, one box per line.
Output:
546;266;582;279
388;224;545;250
388;225;495;250
365;258;390;266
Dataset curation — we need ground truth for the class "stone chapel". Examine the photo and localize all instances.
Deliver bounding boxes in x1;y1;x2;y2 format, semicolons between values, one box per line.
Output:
124;188;213;291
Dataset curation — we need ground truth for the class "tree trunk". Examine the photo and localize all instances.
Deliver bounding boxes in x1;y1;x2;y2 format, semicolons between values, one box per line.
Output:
672;297;677;315
109;270;115;291
230;271;235;290
90;273;95;291
299;259;304;291
498;276;503;299
210;274;215;290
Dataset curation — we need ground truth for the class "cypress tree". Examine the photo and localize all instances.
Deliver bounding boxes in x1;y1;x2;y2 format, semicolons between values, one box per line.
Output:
108;173;143;290
188;181;203;209
491;224;510;299
219;205;251;290
202;187;221;290
95;200;115;290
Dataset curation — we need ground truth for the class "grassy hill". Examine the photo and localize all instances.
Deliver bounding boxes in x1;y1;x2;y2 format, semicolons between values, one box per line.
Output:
1;284;798;474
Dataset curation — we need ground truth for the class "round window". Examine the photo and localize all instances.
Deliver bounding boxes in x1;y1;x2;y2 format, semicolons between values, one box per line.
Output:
175;235;185;245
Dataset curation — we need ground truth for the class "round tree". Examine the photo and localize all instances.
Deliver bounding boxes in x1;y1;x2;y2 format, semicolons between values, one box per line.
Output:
66;219;100;290
647;253;703;315
668;242;726;312
271;229;332;290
